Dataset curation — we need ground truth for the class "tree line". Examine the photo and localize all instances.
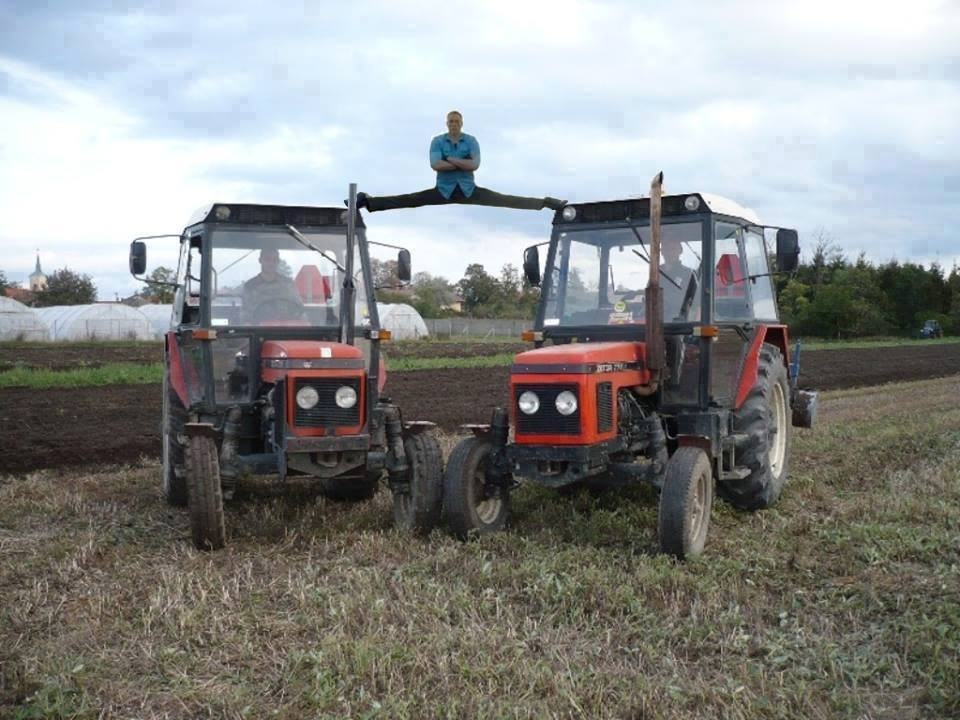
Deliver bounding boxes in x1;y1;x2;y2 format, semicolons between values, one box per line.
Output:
4;241;957;338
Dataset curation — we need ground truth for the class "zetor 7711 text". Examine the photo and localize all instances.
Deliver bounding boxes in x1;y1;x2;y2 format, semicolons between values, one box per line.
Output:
442;174;817;559
129;188;443;550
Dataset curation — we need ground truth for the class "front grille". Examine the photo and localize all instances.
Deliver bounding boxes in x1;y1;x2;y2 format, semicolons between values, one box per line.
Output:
597;382;614;433
515;384;581;435
293;377;361;428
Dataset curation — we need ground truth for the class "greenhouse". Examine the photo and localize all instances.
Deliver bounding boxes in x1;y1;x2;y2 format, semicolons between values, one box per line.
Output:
377;303;429;340
36;304;156;341
136;304;174;338
0;297;51;341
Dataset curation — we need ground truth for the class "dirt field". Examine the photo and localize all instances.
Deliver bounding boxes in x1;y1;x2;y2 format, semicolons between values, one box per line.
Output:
1;343;959;476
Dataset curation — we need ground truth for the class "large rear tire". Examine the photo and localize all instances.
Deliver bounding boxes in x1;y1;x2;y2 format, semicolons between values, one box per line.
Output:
721;342;791;510
392;433;444;534
658;446;713;559
161;373;188;507
185;434;226;551
443;436;510;540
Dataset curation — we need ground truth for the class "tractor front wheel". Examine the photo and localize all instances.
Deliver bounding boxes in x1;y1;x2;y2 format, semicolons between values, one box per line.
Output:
161;374;188;507
443;436;510;540
392;433;444;534
721;343;792;510
185;434;226;551
658;446;713;559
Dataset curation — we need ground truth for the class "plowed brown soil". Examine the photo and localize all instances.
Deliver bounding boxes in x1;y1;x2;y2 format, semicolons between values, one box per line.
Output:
1;343;958;475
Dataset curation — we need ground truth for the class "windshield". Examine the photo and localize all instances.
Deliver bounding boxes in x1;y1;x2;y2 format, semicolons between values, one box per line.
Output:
542;220;704;328
208;227;369;328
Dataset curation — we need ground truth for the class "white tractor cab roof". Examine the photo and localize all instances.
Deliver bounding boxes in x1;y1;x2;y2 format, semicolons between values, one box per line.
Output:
555;192;761;226
697;193;761;225
186;203;352;228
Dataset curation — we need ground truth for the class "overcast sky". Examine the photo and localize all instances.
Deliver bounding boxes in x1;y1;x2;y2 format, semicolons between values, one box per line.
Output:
1;0;958;299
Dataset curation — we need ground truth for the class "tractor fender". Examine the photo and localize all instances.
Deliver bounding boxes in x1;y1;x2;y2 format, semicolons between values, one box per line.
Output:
165;331;191;408
733;325;790;410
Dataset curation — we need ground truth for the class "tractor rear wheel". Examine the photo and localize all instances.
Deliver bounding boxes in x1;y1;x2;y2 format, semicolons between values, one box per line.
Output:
161;374;188;507
320;472;380;502
185;434;226;551
658;446;713;559
392;433;444;534
721;342;791;510
443;436;510;540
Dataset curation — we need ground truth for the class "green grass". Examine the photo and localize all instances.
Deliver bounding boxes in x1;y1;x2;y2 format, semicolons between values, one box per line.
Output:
1;375;958;718
0;362;163;388
799;336;960;350
386;353;516;371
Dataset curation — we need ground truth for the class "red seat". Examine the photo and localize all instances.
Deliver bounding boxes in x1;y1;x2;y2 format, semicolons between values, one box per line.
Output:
715;253;745;297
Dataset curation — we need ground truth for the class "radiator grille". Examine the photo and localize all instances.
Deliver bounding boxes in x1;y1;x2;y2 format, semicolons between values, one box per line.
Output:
293;377;361;428
515;384;581;435
597;382;614;433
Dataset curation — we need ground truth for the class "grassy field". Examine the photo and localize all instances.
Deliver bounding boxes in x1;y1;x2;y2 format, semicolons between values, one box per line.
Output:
1;375;958;718
0;362;164;389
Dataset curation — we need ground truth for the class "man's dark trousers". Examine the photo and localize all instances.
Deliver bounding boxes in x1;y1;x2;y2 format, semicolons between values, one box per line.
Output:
366;185;545;212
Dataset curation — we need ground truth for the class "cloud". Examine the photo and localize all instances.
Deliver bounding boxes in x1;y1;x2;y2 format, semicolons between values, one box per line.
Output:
1;0;959;300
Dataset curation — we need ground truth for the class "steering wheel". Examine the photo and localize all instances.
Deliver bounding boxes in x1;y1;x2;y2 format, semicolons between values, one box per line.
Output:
249;297;306;325
673;273;700;321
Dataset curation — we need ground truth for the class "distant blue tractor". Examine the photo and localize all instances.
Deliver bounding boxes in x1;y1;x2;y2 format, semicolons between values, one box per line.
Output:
920;319;943;339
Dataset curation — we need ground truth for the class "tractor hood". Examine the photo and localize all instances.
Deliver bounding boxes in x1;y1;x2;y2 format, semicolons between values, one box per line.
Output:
260;341;366;384
513;341;647;374
261;340;363;362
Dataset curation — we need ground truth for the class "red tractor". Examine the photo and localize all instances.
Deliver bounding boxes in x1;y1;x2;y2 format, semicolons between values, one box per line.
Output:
129;188;443;549
442;173;817;558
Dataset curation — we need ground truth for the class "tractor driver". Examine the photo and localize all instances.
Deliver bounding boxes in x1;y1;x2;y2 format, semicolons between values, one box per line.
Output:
242;248;306;325
661;239;699;321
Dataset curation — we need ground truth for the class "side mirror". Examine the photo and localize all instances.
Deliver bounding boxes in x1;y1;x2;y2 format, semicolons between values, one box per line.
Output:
776;229;800;273
523;245;541;287
397;249;411;283
129;241;147;276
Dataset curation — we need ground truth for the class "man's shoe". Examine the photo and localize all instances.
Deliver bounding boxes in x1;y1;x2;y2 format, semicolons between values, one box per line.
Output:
544;197;567;211
343;192;370;210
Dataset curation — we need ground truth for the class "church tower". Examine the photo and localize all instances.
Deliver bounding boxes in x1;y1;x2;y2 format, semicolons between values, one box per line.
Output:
29;253;47;292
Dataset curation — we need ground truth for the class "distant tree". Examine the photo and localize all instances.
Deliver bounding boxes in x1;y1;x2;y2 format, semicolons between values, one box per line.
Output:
458;263;501;317
0;269;11;294
410;272;456;318
370;258;401;287
34;268;97;306
140;266;176;304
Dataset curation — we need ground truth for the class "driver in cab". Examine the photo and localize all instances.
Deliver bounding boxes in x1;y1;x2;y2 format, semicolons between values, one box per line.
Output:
242;248;306;324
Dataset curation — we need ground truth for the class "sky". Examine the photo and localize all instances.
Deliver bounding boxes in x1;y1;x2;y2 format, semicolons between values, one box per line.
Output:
1;0;958;300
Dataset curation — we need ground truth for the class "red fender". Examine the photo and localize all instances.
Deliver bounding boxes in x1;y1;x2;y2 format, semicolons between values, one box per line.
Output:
165;331;190;407
734;325;790;409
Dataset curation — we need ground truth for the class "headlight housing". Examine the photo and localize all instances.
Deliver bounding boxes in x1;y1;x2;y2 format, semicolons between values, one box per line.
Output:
561;205;577;221
295;385;320;410
335;385;358;409
518;391;540;415
555;390;578;416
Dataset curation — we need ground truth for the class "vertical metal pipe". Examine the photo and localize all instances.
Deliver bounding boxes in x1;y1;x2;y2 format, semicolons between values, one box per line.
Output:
645;171;665;375
343;183;357;345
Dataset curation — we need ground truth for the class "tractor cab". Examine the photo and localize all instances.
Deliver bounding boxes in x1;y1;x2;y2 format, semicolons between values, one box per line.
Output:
130;191;444;550
521;192;801;412
442;178;816;559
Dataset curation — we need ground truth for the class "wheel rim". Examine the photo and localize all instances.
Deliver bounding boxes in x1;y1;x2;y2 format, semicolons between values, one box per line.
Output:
470;458;501;525
769;381;787;475
690;465;709;540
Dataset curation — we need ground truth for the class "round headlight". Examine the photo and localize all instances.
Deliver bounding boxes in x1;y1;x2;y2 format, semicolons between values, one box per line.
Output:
296;385;319;410
684;195;701;211
518;391;540;415
339;210;349;223
214;205;231;220
335;385;358;409
561;205;577;221
555;390;578;416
